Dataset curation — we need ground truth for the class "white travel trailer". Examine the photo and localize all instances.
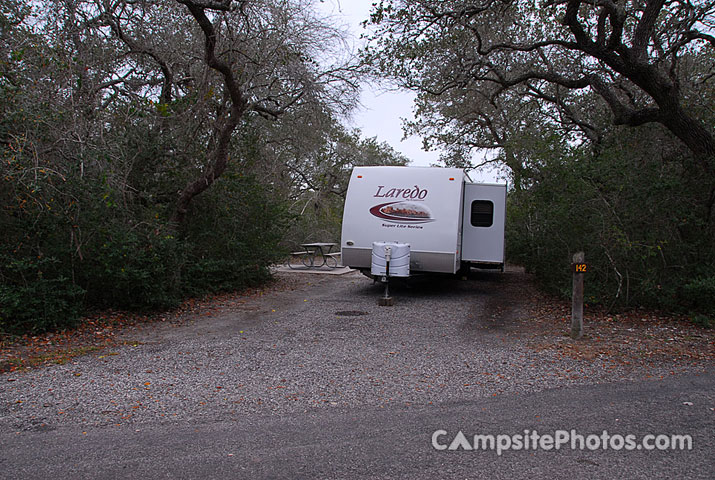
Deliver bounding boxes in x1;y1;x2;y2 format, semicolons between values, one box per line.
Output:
340;166;506;277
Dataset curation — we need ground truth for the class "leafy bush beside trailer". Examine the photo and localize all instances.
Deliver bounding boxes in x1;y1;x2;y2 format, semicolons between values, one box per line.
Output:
340;166;506;278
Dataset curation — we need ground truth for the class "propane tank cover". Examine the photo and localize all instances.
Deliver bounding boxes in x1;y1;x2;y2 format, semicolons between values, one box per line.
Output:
371;242;410;277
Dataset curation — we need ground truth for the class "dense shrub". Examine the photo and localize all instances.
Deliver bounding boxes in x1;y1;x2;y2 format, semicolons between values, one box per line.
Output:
506;127;715;318
180;171;290;297
0;166;291;334
681;276;715;316
0;255;85;335
78;228;184;311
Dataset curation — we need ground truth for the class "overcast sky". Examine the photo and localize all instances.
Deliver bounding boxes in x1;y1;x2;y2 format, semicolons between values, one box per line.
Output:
315;0;442;166
316;0;502;182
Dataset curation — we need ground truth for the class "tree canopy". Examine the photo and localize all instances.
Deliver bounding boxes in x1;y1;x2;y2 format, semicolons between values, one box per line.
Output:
364;0;715;172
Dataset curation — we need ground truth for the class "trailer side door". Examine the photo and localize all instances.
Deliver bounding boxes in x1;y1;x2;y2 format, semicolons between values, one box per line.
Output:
460;183;506;265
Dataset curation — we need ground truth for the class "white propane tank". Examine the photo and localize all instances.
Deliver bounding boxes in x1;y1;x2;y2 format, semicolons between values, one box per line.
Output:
371;241;410;277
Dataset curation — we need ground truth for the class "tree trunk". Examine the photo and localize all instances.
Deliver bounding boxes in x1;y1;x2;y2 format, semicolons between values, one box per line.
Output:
171;0;248;225
171;115;239;224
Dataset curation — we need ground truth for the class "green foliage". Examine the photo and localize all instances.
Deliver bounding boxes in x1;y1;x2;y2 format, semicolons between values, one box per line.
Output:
78;227;184;311
361;0;715;324
682;276;715;316
0;167;292;334
506;126;715;317
0;255;85;335
180;171;291;297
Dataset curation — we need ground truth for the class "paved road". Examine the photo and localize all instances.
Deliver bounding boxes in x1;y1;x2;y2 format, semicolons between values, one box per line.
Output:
1;270;713;479
2;373;713;479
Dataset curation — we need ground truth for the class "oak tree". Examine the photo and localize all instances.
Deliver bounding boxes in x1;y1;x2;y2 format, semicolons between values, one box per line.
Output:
364;0;715;172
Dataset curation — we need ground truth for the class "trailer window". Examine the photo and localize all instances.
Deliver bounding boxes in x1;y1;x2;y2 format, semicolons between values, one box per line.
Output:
470;201;493;227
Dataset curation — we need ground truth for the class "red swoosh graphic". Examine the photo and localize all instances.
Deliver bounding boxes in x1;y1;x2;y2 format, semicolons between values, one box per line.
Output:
369;202;434;223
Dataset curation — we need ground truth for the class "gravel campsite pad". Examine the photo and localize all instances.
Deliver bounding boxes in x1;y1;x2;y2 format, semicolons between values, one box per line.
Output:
2;267;712;431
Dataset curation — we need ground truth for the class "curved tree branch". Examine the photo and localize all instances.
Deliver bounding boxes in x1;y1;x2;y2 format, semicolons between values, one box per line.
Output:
171;0;248;224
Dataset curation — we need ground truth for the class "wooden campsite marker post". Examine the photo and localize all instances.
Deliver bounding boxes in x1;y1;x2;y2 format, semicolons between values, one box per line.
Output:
571;251;586;339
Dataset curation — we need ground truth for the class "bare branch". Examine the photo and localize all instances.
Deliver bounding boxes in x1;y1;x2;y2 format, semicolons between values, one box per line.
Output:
179;0;247;113
102;12;174;103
